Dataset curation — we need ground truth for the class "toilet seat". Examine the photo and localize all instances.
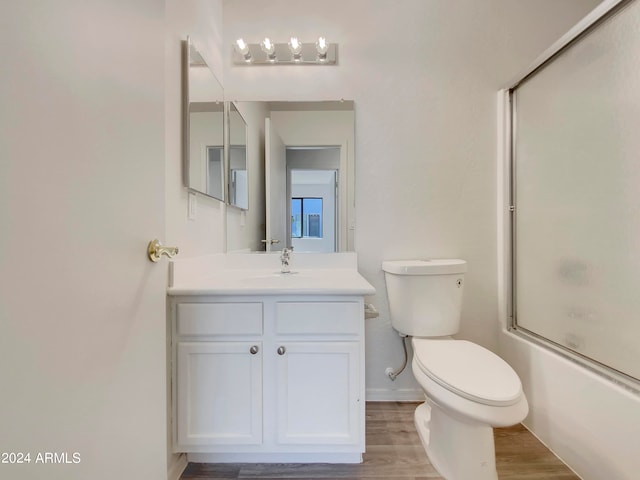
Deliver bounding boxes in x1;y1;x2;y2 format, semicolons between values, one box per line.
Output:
413;339;522;407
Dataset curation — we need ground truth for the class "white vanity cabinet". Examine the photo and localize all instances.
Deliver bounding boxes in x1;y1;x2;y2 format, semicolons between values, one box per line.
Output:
170;295;366;463
174;302;263;447
273;301;362;448
176;341;263;446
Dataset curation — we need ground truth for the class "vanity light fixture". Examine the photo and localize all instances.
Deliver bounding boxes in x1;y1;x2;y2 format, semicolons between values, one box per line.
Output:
232;36;337;65
234;38;252;63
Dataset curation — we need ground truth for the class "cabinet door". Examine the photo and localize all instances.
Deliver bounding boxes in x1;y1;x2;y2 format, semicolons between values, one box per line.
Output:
275;342;360;445
177;341;262;447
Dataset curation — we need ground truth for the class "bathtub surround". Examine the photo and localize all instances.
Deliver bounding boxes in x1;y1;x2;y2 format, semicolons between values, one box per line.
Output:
497;3;640;477
505;0;640;385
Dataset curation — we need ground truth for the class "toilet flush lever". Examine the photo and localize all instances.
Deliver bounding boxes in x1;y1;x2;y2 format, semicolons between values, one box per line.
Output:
147;239;179;262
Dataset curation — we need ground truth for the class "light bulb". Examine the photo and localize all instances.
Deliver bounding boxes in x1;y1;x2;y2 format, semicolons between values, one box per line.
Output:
316;36;328;60
234;38;252;62
260;37;276;61
288;36;302;61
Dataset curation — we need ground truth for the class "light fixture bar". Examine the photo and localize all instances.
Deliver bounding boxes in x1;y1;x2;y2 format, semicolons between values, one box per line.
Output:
232;40;337;65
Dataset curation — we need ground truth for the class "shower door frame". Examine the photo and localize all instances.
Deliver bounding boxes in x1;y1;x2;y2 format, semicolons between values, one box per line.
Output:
499;0;640;392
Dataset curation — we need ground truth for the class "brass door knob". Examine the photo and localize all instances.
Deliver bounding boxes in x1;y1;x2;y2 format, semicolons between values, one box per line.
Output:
147;239;179;262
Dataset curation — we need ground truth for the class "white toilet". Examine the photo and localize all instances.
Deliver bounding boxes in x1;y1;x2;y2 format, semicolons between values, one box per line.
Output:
382;259;528;480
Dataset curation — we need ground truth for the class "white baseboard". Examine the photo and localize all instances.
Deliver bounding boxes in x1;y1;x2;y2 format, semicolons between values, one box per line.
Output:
167;453;188;480
366;388;424;402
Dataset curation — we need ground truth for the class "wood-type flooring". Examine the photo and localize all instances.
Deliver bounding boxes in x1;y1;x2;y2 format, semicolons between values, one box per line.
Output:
181;401;579;479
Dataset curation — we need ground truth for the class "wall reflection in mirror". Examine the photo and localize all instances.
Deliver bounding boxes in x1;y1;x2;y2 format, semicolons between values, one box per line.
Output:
183;36;225;201
228;102;248;210
226;101;355;253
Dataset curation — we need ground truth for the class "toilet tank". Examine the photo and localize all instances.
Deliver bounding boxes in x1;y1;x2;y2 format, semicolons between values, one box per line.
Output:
382;259;467;337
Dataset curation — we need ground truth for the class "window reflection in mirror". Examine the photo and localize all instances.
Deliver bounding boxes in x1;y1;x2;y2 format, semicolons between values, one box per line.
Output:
291;197;324;239
288;164;337;252
184;36;225;201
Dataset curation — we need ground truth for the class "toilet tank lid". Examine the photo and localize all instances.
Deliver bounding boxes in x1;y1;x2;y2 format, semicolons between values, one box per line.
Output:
382;259;467;275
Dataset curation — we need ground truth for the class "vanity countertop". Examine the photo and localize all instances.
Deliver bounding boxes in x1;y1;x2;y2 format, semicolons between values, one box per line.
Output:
167;253;375;296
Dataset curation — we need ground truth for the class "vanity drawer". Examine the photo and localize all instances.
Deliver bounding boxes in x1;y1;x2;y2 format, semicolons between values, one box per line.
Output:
275;302;361;335
177;303;263;336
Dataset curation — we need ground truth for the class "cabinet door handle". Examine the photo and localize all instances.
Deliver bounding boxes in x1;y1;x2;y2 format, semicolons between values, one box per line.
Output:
277;346;286;355
250;345;259;355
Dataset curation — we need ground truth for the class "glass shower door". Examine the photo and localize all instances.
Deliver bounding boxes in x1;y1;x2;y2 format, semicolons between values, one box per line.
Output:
511;0;640;383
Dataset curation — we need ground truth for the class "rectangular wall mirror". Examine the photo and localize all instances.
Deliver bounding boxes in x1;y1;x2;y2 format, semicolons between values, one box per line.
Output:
226;101;355;253
183;36;225;201
228;102;248;210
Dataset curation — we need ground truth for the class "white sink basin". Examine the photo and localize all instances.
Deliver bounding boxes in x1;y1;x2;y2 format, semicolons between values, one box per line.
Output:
246;271;300;279
167;253;376;296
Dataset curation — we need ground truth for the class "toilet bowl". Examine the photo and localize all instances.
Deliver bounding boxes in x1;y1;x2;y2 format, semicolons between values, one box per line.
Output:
382;259;528;480
412;338;528;480
412;339;527;426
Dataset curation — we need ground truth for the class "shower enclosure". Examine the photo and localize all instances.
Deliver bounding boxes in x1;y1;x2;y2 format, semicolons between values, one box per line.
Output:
506;0;640;386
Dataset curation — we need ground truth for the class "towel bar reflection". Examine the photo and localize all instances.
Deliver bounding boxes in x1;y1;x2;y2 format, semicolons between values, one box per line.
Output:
147;239;179;262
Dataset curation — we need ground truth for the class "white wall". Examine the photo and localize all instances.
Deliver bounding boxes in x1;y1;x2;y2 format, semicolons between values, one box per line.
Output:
188;112;224;195
227;101;270;252
165;0;226;258
222;0;601;399
165;1;224;476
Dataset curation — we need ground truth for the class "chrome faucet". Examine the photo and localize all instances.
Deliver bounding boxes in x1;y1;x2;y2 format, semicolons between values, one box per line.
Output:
280;247;293;273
